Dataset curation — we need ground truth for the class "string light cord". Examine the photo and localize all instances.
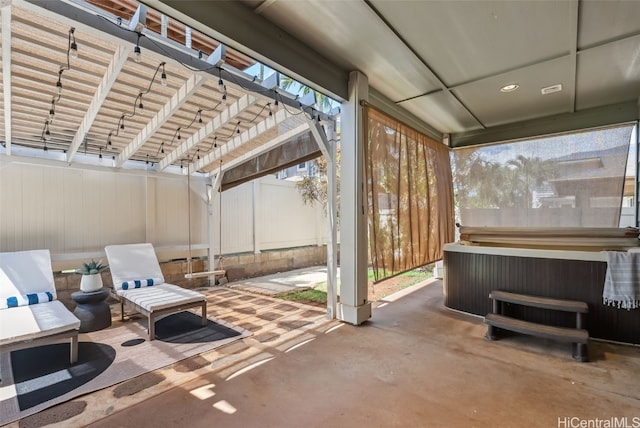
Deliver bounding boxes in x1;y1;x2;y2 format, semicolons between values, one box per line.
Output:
107;61;166;144
40;27;76;146
91;12;335;165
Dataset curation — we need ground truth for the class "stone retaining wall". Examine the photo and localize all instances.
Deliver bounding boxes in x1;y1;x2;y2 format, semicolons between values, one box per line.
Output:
54;246;329;308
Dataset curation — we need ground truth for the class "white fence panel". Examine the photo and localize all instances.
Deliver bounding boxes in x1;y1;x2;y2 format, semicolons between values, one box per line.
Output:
0;163;147;253
257;177;326;251
1;160;329;260
215;182;254;255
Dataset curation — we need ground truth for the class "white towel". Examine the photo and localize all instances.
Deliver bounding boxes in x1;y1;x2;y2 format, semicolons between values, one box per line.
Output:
603;251;640;310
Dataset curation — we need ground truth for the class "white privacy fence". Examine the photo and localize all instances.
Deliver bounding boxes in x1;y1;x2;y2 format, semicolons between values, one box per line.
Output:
0;159;328;265
214;176;327;255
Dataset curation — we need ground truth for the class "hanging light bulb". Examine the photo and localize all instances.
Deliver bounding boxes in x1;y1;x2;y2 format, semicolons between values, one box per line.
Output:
160;62;167;86
222;91;227;106
196;149;200;160
70;43;78;59
119;116;125;130
198;110;203;123
160;142;165;154
268;103;273;117
213;137;218;148
138;93;144;110
218;77;224;92
56;76;62;96
107;132;112;146
49;102;55;121
69;28;78;59
134;45;142;63
99;147;103;159
236;121;241;134
177;128;181;140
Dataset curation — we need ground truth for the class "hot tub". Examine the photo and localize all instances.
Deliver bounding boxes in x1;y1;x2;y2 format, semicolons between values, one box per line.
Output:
443;241;640;344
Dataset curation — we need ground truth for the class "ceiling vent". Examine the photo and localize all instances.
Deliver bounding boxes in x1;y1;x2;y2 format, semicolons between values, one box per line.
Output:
541;84;563;95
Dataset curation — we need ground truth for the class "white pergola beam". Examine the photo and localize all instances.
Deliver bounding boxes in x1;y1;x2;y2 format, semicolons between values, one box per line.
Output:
116;73;205;167
2;2;11;155
159;93;256;170
67;45;130;163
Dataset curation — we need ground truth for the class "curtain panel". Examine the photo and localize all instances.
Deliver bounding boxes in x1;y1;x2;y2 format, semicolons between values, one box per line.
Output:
364;106;454;282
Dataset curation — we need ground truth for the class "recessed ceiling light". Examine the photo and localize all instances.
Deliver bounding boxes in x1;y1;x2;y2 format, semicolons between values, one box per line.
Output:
500;84;519;93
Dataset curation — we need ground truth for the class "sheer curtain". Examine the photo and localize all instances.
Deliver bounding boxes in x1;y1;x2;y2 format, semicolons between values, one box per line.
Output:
365;106;454;282
451;124;635;228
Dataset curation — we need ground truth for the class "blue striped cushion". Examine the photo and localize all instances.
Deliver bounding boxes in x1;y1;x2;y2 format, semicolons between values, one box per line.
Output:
120;278;162;290
0;291;54;309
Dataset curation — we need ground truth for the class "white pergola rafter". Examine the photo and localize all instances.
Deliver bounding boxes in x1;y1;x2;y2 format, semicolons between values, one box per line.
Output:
67;45;130;163
116;72;205;167
159;93;256;170
192;107;296;173
2;1;12;155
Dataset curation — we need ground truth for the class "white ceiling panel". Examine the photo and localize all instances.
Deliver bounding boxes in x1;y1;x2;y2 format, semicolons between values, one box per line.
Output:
452;57;573;127
576;35;640;111
398;91;482;134
578;1;640;49
370;0;574;86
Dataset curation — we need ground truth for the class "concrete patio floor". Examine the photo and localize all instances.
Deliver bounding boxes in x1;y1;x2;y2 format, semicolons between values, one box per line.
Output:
12;277;640;427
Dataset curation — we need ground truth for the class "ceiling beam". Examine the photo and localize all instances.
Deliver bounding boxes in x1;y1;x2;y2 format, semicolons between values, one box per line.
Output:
2;2;12;155
67;45;130;163
116;72;205;167
208;122;310;176
450;100;639;148
254;0;277;15
193;107;296;173
158;93;257;170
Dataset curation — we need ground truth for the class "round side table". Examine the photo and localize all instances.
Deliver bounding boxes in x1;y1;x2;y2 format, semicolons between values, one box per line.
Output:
71;288;112;332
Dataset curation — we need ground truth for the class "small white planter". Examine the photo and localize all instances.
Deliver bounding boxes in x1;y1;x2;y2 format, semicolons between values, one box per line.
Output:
80;273;103;292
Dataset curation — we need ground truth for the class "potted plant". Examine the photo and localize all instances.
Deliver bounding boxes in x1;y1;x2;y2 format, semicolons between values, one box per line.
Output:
76;259;108;292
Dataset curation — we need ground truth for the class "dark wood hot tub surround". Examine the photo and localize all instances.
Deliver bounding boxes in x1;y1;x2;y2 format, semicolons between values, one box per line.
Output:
443;246;640;345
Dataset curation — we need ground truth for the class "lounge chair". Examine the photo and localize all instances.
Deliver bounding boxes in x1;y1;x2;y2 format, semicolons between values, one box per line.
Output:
0;249;80;364
104;243;207;340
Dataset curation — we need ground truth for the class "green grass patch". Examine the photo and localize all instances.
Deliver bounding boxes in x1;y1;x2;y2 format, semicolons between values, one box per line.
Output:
369;266;433;283
277;288;327;304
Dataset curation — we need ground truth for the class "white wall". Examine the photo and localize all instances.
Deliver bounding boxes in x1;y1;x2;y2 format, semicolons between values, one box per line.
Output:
0;159;327;268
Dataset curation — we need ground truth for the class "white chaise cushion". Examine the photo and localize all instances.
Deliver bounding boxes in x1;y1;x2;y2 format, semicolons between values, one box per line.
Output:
105;243;165;291
105;243;205;312
0;300;81;345
0;249;57;302
115;283;204;312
